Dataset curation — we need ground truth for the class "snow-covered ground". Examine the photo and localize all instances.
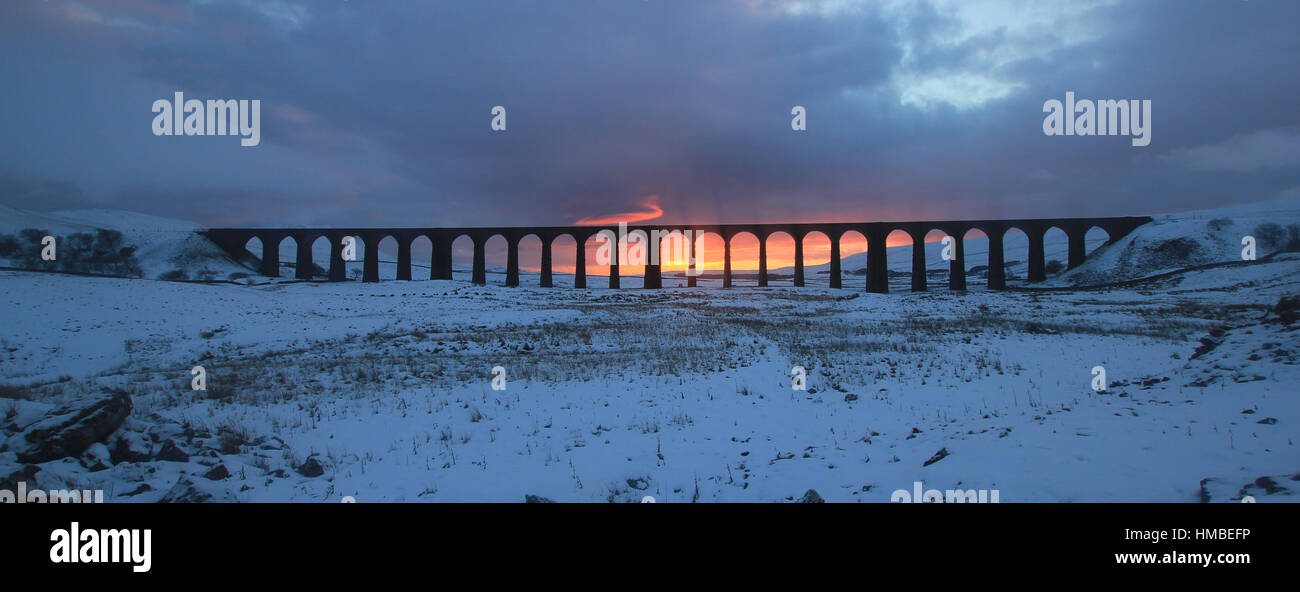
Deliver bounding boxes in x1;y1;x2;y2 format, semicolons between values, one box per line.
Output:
1;198;1298;502
0;204;249;281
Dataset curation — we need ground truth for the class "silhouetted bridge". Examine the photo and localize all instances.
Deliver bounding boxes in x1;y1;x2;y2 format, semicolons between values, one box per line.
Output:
202;216;1152;292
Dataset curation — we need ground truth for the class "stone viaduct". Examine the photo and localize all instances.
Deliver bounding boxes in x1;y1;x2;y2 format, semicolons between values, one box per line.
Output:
201;216;1151;292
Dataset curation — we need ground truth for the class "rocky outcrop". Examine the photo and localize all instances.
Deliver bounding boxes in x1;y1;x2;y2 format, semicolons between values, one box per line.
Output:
0;452;40;491
798;489;824;503
297;457;324;478
6;390;131;464
158;477;238;503
153;439;190;463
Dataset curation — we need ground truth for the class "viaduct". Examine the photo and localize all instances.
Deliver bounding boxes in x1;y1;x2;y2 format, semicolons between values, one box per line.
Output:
201;216;1151;292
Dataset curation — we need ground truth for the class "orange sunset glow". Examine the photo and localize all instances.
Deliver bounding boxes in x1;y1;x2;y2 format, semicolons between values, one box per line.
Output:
481;208;962;275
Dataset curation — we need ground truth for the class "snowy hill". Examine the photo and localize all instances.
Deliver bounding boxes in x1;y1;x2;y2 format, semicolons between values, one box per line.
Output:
767;195;1300;289
1050;195;1300;287
0;204;249;281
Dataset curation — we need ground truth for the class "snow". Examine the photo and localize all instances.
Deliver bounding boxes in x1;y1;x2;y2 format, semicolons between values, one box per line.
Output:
1;198;1298;503
0;204;249;281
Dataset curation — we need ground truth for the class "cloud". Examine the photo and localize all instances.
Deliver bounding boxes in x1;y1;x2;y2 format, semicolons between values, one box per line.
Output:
894;72;1023;110
816;0;1123;111
0;174;94;212
1161;128;1300;172
54;1;154;31
2;0;1300;228
575;195;665;225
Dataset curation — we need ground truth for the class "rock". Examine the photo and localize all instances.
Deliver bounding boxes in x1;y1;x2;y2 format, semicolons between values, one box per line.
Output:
297;457;324;478
79;443;112;472
0;455;40;491
524;494;555;503
158;477;237;503
256;435;285;450
1199;478;1214;503
7;390;132;463
843;393;859;402
154;439;190;463
798;489;824;503
1191;336;1223;360
1256;417;1278;425
1266;295;1299;325
203;464;231;480
110;433;153;464
923;448;950;467
121;483;152;497
1254;476;1286;495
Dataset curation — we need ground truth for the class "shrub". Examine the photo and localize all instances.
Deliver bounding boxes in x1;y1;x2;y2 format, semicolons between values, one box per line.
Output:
1253;223;1286;249
0;383;30;400
15;228;57;270
0;233;19;258
1207;217;1232;231
1044;260;1064;274
73;229;143;277
3;228;143;276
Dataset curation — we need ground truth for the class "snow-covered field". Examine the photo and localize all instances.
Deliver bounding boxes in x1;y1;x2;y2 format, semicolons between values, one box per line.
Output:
2;199;1298;502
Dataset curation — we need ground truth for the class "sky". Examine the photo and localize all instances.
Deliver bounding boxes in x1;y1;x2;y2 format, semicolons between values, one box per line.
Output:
2;0;1299;273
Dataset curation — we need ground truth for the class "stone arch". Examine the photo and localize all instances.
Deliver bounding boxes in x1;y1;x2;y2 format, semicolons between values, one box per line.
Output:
1001;225;1030;285
801;230;832;287
837;229;867;289
622;228;650;282
549;232;578;288
693;231;726;288
286;232;316;280
303;234;330;280
960;227;989;289
652;229;691;288
1085;225;1111;256
483;234;508;286
920;228;948;288
517;233;543;287
725;231;759;287
240;235;266;274
451;234;475;282
410;234;434;280
585;230;619;288
374;235;399;280
336;234;366;281
1042;226;1069;277
755;230;790;287
885;229;914;291
270;234;297;279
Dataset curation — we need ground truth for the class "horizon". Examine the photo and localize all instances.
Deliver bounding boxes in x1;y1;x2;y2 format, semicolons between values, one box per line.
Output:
3;1;1299;227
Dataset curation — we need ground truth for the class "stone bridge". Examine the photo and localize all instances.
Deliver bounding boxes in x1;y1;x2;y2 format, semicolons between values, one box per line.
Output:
201;216;1151;292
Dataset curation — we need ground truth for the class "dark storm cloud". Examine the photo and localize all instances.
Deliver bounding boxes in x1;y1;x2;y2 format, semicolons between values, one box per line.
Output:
1;0;1298;227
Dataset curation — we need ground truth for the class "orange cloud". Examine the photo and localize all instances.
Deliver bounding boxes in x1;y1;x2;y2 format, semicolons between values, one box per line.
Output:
575;195;664;225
